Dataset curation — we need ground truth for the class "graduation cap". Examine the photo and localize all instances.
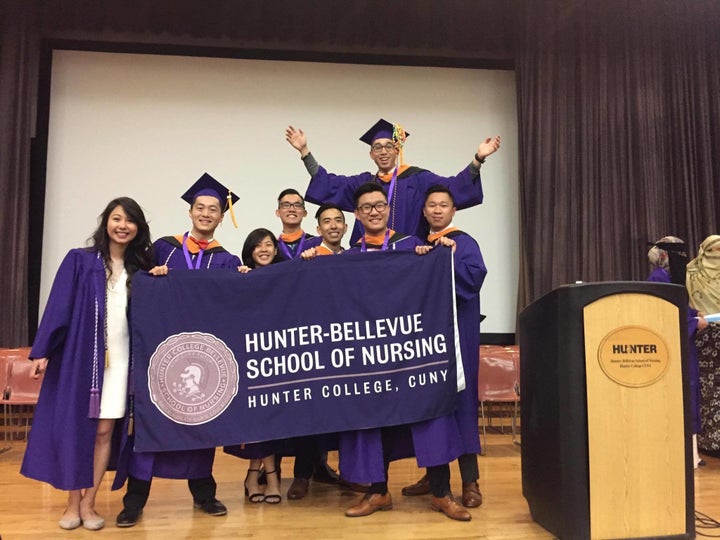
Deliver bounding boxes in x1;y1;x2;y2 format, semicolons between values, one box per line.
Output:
359;118;410;145
181;172;239;228
359;119;410;165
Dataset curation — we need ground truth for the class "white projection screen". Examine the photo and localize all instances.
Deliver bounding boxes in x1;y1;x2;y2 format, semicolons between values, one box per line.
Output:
41;50;519;335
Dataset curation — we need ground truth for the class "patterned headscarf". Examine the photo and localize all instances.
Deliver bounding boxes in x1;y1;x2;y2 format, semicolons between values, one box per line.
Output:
687;234;720;314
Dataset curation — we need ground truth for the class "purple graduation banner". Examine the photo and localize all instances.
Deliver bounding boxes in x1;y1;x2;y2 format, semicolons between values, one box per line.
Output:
131;247;462;452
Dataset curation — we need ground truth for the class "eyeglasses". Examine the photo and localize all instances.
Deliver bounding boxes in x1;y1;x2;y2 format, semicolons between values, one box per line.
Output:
424;202;453;210
279;202;305;210
371;143;396;153
357;202;389;214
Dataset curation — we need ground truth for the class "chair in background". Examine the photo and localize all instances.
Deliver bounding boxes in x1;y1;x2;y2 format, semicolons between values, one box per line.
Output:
478;345;520;454
1;348;42;443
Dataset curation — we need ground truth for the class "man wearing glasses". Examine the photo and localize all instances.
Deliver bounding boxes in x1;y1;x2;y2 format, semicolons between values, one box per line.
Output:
275;188;322;261
285;118;500;243
347;182;423;252
340;182;471;522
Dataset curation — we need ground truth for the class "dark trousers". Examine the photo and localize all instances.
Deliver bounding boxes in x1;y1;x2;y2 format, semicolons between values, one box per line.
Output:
457;453;479;484
427;464;451;497
123;474;217;510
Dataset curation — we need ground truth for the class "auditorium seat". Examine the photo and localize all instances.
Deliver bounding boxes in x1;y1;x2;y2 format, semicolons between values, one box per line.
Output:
478;345;520;454
1;348;42;442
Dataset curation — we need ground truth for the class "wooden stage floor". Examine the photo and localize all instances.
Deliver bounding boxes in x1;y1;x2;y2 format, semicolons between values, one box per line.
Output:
2;433;720;539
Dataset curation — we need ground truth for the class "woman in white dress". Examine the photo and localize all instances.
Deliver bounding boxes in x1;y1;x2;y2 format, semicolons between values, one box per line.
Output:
23;197;153;530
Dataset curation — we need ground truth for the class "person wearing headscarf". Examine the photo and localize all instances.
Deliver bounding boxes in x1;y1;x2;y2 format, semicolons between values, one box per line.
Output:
647;236;707;467
687;235;720;315
687;235;720;456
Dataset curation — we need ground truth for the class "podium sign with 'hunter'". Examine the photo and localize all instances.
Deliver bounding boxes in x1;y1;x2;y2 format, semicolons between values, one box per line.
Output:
131;248;463;452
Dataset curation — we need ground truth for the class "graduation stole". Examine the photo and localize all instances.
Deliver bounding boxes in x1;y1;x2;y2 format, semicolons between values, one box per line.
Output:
359;229;393;252
279;230;307;259
317;244;344;256
428;227;461;243
177;233;222;269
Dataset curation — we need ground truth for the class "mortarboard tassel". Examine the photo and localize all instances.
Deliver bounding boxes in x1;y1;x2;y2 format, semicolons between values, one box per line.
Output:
393;124;408;166
227;192;239;228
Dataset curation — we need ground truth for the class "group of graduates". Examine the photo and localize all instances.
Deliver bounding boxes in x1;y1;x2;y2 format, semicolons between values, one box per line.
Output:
20;119;501;530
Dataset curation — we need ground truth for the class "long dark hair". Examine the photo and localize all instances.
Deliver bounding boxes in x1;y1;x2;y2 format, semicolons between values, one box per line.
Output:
241;228;280;269
89;197;154;281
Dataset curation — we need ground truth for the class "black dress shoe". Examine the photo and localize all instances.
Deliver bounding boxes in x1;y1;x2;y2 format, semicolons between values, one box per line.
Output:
313;463;340;484
193;498;227;516
115;508;142;528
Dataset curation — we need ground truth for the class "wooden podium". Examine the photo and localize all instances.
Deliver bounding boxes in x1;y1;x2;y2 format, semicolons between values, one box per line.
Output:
519;282;694;540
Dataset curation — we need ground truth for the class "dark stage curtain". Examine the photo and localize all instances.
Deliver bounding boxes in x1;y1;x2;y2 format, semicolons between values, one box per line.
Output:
3;0;720;343
516;0;720;308
0;3;39;346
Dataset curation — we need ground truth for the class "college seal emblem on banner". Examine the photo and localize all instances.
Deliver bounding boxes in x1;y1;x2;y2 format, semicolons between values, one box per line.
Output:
148;332;239;425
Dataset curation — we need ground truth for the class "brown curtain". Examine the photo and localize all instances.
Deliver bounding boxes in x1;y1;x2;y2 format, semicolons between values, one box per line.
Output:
516;0;720;309
4;0;720;343
0;3;38;346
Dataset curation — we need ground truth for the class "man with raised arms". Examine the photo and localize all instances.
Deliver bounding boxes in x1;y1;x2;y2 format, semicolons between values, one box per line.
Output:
285;119;500;243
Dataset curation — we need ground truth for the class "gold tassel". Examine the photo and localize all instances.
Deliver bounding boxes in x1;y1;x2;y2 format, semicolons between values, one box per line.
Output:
393;124;407;166
227;192;239;228
105;349;109;369
128;416;134;436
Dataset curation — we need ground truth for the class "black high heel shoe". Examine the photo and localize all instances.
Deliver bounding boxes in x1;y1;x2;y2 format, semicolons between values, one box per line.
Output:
263;469;282;504
244;468;265;503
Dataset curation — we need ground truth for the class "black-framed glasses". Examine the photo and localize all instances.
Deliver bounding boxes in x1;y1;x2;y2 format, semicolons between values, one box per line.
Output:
279;202;305;210
371;143;396;153
357;202;389;214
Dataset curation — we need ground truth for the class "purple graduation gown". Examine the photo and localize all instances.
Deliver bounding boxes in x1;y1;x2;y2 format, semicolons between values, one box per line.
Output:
647;267;701;433
114;236;240;487
444;230;486;454
338;235;465;483
305;164;484;243
21;249;111;490
276;232;323;261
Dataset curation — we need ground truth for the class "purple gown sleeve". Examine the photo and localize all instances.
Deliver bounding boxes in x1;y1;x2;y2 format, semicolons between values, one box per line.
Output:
304;166;373;211
29;250;82;361
452;234;487;302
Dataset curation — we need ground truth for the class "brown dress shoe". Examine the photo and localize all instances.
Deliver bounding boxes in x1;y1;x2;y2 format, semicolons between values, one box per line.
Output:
430;494;472;521
338;477;370;493
401;474;431;496
287;478;310;500
345;492;393;517
461;481;483;508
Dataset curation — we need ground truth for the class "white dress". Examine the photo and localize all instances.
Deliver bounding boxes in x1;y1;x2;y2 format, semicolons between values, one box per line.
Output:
99;269;129;419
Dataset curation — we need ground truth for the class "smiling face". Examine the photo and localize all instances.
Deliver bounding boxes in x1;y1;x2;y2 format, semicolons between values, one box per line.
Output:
316;208;347;248
354;191;389;236
369;138;399;174
423;191;456;232
275;193;307;230
106;204;138;250
189;195;224;239
252;235;277;267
